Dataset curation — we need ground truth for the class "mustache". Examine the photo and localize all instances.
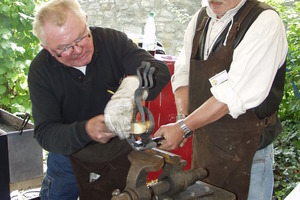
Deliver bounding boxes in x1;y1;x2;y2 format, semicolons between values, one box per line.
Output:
208;0;226;4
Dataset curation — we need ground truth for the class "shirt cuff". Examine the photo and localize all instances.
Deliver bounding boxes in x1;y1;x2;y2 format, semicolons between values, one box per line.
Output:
79;120;93;143
210;81;245;118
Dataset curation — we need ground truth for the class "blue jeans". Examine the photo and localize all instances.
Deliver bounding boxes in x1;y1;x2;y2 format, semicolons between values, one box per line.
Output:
248;144;274;200
40;153;79;200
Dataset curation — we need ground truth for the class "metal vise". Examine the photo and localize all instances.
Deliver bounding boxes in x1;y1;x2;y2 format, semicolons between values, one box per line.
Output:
111;148;236;200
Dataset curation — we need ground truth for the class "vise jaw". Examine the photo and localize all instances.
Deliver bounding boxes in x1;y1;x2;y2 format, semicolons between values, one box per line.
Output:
111;148;208;200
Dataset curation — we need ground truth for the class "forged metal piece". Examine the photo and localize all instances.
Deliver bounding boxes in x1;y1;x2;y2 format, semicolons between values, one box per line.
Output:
127;61;159;151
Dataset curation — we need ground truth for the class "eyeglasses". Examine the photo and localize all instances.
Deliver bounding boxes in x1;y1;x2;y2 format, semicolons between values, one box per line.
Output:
51;27;91;58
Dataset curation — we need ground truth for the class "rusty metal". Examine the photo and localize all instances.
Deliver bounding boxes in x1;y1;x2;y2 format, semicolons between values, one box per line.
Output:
112;148;236;200
111;148;232;200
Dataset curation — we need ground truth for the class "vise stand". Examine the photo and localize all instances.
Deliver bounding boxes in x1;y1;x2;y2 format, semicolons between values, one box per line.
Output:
111;148;236;200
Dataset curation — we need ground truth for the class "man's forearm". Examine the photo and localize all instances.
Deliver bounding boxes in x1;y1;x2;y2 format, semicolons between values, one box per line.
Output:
174;86;189;116
185;96;229;131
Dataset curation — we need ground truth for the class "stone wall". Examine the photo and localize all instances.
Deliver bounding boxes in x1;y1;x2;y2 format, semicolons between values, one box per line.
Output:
78;0;204;56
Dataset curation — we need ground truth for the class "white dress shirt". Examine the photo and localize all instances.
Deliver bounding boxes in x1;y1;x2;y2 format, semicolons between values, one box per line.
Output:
171;0;288;118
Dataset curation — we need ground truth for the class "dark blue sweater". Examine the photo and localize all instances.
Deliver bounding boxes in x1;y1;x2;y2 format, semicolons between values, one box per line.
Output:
28;27;170;161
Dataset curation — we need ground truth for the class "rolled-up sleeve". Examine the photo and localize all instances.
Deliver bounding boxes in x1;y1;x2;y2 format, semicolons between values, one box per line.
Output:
211;10;288;118
171;10;200;93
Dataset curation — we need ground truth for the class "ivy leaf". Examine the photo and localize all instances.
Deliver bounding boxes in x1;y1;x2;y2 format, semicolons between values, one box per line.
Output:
0;67;5;75
11;43;26;54
0;85;6;95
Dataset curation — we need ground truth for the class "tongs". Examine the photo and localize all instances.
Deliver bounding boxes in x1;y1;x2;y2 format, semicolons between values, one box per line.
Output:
126;61;164;151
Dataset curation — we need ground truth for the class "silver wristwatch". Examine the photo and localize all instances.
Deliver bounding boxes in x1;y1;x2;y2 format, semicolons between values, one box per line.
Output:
177;119;193;138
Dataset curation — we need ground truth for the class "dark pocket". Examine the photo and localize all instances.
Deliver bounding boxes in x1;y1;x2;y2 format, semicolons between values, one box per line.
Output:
257;116;282;150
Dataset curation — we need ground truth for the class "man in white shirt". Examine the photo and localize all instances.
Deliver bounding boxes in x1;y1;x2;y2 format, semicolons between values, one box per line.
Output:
154;0;288;199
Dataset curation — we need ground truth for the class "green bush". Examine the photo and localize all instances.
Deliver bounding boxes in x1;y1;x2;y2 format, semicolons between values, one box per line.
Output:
273;120;300;199
265;0;300;199
269;0;300;121
0;0;41;115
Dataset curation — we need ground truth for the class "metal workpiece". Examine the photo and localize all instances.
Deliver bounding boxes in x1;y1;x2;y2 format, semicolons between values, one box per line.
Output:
127;61;157;151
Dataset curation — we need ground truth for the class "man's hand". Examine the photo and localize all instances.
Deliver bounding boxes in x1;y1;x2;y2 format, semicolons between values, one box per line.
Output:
104;76;145;139
85;115;115;143
154;122;185;151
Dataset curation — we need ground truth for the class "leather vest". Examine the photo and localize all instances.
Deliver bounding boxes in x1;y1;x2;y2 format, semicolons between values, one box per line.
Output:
191;0;286;150
188;0;286;199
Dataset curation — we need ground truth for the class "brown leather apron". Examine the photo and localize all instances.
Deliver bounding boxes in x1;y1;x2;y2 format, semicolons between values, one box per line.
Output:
189;1;268;199
69;146;132;200
69;138;133;199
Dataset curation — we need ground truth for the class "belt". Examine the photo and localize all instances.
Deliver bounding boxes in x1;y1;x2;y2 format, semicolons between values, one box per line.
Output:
264;112;277;127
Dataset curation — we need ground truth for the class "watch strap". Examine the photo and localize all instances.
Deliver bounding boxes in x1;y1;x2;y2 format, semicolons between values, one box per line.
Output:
177;119;193;138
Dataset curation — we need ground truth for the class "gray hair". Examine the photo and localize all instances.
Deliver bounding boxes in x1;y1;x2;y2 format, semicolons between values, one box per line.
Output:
33;0;86;45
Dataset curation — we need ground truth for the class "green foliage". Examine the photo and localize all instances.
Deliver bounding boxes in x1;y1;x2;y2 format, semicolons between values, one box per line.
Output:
265;0;300;199
0;0;41;115
266;0;300;121
273;120;300;199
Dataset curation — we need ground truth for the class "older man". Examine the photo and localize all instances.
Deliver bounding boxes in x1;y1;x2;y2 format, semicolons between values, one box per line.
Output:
28;0;170;199
154;0;287;199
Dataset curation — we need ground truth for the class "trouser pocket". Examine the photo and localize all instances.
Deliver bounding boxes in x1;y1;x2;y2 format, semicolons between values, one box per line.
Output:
40;173;53;200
